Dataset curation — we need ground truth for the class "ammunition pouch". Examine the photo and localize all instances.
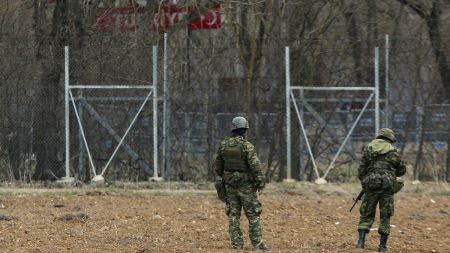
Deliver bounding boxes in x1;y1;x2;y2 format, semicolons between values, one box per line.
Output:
392;178;404;194
362;171;395;192
223;171;252;188
214;178;227;202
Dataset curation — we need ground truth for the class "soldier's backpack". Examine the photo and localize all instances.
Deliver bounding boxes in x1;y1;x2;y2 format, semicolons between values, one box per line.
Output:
362;151;396;191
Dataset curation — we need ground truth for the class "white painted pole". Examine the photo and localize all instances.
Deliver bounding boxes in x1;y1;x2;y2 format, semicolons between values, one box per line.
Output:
69;91;97;176
69;85;152;89
162;33;168;179
414;106;423;183
374;47;380;135
285;47;292;181
64;46;71;180
299;88;304;180
290;86;375;91
152;46;160;180
385;34;390;128
78;90;84;179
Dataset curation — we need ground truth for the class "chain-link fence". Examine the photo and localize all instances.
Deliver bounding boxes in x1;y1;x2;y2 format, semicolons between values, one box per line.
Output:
1;32;450;182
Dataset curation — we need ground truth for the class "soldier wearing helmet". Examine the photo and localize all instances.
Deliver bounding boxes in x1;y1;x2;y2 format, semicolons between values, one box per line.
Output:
356;128;406;252
215;117;268;251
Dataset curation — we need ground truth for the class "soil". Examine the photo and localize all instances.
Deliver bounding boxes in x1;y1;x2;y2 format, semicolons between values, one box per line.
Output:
0;184;449;253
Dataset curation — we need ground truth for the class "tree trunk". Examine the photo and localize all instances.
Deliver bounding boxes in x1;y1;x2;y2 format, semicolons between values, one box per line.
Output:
398;0;450;182
344;9;363;85
425;3;450;182
31;0;101;180
34;64;62;179
447;122;450;182
425;2;450;100
366;0;378;83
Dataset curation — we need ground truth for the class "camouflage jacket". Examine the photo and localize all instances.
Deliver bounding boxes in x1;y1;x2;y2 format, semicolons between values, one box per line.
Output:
215;135;265;188
358;138;406;181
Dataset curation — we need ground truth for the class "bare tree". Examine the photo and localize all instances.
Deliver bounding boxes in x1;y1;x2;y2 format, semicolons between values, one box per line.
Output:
32;0;102;179
1;0;449;182
397;0;450;181
397;0;450;99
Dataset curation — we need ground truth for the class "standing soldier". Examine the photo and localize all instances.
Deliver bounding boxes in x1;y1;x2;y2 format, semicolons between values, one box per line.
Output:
356;128;406;252
215;117;268;251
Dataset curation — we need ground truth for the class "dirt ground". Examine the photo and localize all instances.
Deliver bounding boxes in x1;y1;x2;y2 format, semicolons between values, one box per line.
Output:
0;183;449;253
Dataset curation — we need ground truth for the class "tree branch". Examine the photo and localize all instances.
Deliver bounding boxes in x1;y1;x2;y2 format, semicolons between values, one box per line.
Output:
396;0;428;18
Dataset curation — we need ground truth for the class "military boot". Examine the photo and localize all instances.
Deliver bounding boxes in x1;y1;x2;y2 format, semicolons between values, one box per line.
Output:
253;242;268;251
231;244;243;250
378;234;388;252
356;229;367;249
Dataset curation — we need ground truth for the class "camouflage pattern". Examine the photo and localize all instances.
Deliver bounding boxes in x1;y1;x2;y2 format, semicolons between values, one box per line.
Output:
225;183;263;248
357;137;406;235
359;191;394;235
358;139;406;181
215;135;265;248
215;135;265;189
377;128;396;142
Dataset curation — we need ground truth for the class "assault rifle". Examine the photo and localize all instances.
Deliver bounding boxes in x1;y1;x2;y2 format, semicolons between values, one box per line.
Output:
349;190;365;212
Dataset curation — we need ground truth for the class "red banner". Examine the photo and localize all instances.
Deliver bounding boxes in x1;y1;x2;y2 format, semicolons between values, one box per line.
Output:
187;5;222;30
93;4;221;32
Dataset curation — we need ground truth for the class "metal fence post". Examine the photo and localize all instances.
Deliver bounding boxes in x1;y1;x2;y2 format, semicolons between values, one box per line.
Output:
78;90;84;180
152;46;162;181
374;47;380;135
299;88;305;180
285;46;293;181
385;34;390;128
60;46;74;183
414;106;424;182
162;33;169;179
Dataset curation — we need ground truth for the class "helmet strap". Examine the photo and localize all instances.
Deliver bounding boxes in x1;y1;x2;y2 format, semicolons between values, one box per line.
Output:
376;135;395;143
231;128;247;136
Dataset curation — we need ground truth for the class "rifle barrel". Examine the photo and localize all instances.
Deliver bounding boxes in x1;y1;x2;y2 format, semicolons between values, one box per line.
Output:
349;190;364;212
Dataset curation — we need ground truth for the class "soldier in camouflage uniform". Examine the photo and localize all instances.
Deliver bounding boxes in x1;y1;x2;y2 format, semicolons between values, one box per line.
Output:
356;128;406;252
215;117;268;251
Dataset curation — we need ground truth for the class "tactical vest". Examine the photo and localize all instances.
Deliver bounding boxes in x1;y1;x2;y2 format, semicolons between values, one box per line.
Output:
221;137;248;173
362;151;396;191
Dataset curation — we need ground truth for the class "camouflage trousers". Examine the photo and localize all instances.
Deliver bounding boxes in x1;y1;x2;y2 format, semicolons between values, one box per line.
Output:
358;191;394;235
225;183;264;248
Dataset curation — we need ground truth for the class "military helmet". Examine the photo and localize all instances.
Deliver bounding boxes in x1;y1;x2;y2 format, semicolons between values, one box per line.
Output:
231;116;249;130
377;128;396;142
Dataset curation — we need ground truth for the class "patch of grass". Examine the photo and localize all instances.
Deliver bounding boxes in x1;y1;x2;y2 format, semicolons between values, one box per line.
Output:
414;186;424;193
0;191;37;196
107;185;122;193
133;190;215;197
431;191;450;196
63;191;80;197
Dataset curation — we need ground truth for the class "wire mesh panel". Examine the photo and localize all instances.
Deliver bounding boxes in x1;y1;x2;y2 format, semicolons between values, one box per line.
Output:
69;90;156;181
65;45;160;182
2;0;450;183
